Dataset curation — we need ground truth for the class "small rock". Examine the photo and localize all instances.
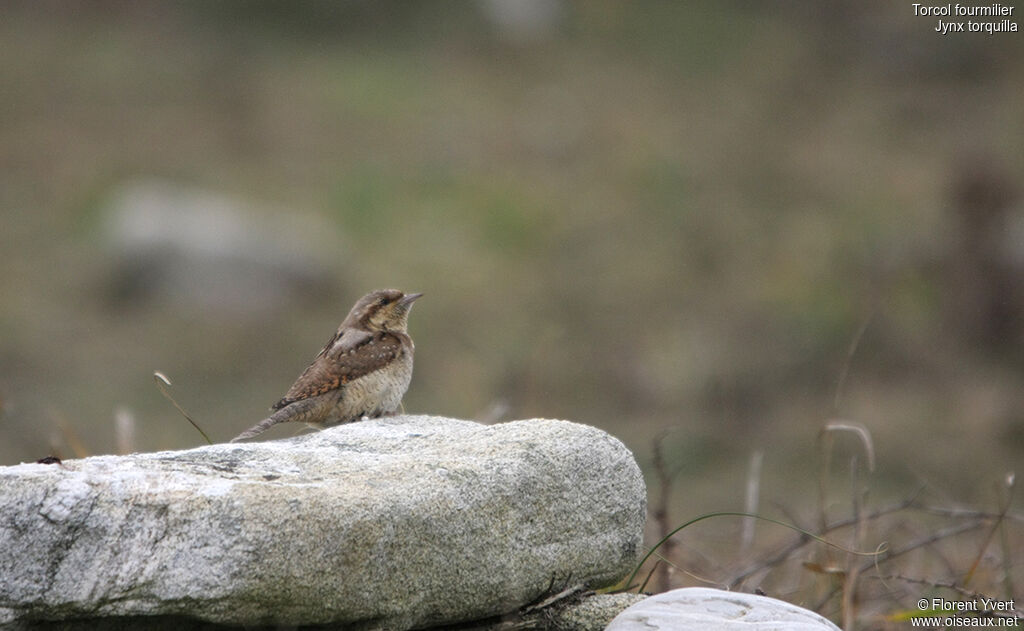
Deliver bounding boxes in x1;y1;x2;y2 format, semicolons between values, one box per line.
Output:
606;587;841;631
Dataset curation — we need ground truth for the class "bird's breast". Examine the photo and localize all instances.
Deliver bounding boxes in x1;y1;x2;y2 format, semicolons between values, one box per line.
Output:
321;347;414;426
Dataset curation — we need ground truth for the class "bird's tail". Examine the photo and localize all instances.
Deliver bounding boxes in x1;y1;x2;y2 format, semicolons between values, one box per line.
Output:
230;398;322;442
230;415;281;442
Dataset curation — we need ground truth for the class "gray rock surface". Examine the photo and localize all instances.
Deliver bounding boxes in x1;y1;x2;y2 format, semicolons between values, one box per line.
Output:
606;587;841;631
0;416;645;629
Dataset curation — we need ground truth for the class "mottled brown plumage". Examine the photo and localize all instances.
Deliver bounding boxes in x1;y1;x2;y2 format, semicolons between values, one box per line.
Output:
231;289;422;442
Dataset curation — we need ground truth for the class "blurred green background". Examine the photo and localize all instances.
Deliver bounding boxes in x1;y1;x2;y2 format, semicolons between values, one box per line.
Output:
1;1;1022;528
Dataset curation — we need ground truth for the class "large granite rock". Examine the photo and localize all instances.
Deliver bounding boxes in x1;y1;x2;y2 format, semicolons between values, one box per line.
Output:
606;587;841;631
0;416;645;629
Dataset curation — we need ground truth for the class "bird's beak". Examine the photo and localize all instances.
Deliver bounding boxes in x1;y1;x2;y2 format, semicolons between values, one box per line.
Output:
399;292;424;307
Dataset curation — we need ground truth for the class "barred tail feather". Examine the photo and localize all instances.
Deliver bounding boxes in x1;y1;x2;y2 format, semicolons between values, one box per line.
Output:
230;397;325;442
230;414;283;442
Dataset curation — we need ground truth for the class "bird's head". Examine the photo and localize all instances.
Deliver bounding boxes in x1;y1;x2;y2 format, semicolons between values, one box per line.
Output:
345;289;423;332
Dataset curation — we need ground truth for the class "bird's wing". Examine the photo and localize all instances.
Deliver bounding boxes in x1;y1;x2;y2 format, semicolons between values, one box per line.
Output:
271;329;403;410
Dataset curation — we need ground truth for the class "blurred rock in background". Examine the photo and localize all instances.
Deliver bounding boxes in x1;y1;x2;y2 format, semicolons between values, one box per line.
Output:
478;0;564;43
101;179;338;318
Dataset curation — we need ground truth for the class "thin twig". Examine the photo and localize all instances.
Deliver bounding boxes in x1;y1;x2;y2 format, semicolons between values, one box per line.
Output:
741;450;764;554
841;455;866;631
872;573;999;603
863;520;985;574
911;504;1024;523
651;431;677;592
627;511;884;593
522;584;586;614
833;308;876;410
963;477;1013;587
995;472;1015;600
869;574;1024;622
728;496;919;589
153;372;212;445
814;519;987;612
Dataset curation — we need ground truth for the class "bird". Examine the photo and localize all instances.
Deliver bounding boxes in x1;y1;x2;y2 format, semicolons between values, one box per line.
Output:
231;289;422;442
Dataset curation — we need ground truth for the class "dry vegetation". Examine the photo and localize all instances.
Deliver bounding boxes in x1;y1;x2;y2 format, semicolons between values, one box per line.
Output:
634;425;1022;629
